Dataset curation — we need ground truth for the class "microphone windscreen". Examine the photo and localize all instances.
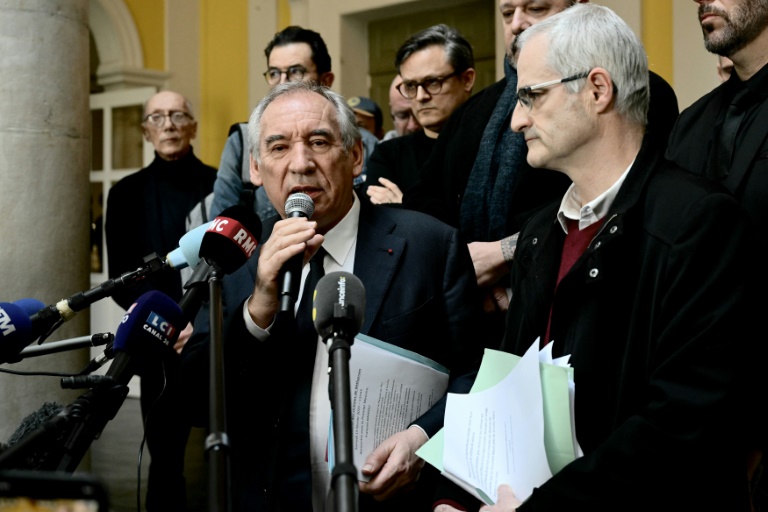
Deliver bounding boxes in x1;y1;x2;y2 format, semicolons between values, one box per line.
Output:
285;192;314;218
312;271;366;339
113;291;184;356
6;401;64;447
166;221;213;270
198;205;263;274
1;302;35;362
14;298;46;316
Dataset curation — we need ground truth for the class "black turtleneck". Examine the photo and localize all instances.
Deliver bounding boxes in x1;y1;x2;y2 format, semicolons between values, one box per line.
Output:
105;149;216;309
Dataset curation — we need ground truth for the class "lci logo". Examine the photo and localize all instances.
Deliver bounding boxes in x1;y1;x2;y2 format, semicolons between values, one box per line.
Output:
143;311;177;345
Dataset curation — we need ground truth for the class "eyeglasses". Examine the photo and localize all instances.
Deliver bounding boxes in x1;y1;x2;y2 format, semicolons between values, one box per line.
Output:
263;65;307;85
143;111;193;128
396;71;461;99
516;70;592;112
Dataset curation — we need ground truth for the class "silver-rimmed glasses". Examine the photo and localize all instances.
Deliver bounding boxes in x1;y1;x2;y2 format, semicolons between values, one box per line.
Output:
143;111;193;128
516;70;592;112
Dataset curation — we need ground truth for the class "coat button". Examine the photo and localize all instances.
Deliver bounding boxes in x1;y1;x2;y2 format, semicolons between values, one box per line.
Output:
589;268;599;278
594;241;601;248
532;237;538;245
609;226;618;234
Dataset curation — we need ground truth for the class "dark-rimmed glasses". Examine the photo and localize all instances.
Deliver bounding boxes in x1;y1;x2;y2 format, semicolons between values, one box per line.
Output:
143;111;193;128
396;71;461;99
263;65;308;85
516;70;592;112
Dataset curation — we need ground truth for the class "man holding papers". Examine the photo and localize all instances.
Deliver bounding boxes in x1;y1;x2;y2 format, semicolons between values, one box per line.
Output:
435;4;763;511
181;81;485;511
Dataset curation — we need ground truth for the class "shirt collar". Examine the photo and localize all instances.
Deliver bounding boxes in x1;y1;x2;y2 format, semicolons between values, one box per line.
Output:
321;193;360;267
557;159;634;233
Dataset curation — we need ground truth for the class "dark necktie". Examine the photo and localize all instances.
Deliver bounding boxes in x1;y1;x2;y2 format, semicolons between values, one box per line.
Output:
277;246;326;509
709;86;750;178
296;246;327;347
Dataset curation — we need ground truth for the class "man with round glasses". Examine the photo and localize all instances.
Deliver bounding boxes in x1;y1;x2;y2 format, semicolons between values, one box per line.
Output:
106;90;216;310
364;24;476;205
104;89;216;510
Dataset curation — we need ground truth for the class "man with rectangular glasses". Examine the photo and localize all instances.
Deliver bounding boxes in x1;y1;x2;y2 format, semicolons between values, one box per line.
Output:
363;24;476;206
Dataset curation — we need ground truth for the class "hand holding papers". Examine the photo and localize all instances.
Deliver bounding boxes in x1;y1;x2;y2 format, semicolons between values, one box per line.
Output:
417;339;581;505
328;333;449;482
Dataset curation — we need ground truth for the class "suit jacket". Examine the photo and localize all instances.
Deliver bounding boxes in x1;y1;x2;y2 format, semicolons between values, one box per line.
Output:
182;199;485;511
666;76;768;232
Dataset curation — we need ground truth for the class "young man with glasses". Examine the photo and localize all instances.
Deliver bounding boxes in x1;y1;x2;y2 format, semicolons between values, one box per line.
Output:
208;26;345;223
104;89;216;511
364;24;476;205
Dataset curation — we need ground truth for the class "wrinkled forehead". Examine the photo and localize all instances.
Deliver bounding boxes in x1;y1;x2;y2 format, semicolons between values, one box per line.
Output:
260;91;340;141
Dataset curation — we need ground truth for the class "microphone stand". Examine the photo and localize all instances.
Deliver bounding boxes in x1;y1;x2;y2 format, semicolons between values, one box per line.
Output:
205;264;231;512
326;304;359;512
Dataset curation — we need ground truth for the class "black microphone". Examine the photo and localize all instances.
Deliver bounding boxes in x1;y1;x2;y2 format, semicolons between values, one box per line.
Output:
178;205;262;323
278;192;315;313
61;291;184;389
312;271;366;343
312;271;365;510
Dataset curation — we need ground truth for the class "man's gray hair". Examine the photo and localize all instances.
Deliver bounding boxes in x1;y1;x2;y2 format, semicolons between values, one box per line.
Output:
517;3;649;126
247;81;361;162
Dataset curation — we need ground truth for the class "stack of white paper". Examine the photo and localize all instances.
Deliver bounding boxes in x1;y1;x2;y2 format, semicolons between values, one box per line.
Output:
416;339;582;505
328;333;450;480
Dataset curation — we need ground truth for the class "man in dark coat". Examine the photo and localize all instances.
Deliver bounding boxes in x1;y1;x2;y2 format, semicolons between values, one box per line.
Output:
104;89;216;511
436;5;762;511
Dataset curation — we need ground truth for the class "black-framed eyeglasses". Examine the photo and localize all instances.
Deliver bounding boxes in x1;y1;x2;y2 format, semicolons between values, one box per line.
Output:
516;70;592;112
396;71;461;99
263;65;307;85
143;111;193;128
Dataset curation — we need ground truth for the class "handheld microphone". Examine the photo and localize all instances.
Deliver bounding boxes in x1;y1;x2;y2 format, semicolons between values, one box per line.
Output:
1;299;46;364
178;205;262;323
312;271;366;343
61;291;184;389
279;193;315;313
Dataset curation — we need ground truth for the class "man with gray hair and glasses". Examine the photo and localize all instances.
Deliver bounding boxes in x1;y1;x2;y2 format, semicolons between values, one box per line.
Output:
435;4;762;511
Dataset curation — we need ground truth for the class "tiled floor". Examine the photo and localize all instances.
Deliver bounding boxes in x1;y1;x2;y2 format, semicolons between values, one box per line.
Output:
90;396;207;512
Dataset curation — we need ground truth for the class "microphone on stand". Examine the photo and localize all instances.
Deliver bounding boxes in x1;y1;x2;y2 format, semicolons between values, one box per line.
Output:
278;192;315;313
178;205;262;323
1;299;46;364
60;290;184;389
312;271;366;512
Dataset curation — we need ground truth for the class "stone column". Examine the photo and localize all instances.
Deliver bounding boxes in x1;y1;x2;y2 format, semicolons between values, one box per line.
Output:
0;0;92;451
